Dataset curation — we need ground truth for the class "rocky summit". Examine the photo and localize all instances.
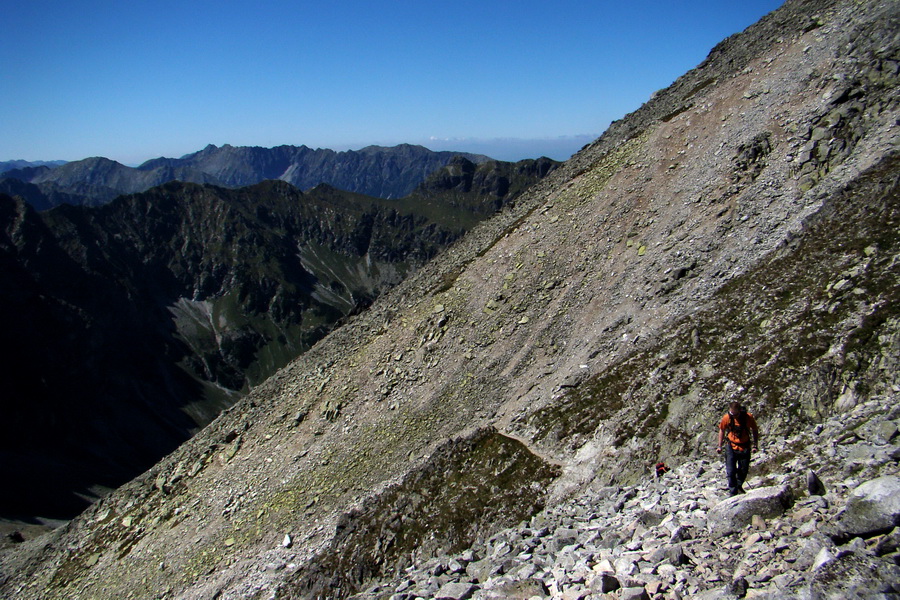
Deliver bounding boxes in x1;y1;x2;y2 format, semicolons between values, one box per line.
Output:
1;0;898;598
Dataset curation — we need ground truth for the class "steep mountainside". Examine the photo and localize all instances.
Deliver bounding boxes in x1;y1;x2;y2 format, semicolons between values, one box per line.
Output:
1;144;491;208
0;157;555;523
0;0;897;598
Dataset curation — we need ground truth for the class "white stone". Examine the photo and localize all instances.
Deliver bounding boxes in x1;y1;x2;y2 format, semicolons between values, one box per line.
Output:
812;547;836;571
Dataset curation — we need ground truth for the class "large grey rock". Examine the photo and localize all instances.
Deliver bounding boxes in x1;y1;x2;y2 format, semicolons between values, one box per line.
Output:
833;476;900;539
619;587;650;600
588;573;621;593
465;558;498;583
436;582;478;600
707;486;794;536
793;533;837;570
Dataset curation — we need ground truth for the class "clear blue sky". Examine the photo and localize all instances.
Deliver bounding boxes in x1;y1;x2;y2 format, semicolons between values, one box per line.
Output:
1;0;784;164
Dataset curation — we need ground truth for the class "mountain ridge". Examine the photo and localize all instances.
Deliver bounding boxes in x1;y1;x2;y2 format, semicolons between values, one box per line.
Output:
1;144;494;208
0;160;66;173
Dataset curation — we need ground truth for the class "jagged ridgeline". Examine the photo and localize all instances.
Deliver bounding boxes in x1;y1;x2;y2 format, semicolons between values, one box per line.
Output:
0;144;495;209
0;0;898;598
0;157;557;521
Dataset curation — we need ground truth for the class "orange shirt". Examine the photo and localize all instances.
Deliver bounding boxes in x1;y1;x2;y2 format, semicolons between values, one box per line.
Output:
719;411;758;451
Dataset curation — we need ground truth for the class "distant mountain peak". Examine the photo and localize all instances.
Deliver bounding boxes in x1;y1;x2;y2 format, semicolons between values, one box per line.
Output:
2;143;501;209
0;159;66;174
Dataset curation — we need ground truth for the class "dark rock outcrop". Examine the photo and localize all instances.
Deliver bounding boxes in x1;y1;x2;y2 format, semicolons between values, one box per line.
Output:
0;156;554;522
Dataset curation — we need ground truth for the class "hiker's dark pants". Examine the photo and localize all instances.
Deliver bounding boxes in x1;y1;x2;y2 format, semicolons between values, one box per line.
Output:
725;445;751;495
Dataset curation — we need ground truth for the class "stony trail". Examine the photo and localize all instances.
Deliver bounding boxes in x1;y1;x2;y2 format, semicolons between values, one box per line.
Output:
356;394;900;599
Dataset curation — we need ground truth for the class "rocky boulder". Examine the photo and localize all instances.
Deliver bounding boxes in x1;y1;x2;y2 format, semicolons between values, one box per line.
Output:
707;485;794;536
831;476;900;540
807;552;900;599
435;581;478;600
482;578;549;599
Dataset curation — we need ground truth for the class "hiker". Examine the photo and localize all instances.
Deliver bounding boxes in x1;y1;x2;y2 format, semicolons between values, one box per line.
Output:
716;401;760;496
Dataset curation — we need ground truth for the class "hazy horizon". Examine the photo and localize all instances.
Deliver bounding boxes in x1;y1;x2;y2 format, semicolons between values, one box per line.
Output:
1;135;600;167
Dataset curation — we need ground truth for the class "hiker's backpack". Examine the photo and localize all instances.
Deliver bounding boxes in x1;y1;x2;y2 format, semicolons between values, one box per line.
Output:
726;410;751;449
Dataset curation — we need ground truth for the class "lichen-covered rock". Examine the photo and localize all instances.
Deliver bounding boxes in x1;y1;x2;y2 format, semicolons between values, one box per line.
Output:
482;578;549;599
832;476;900;539
807;552;900;599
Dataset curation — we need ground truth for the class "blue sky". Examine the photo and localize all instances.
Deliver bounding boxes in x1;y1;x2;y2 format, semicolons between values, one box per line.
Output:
1;0;784;164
